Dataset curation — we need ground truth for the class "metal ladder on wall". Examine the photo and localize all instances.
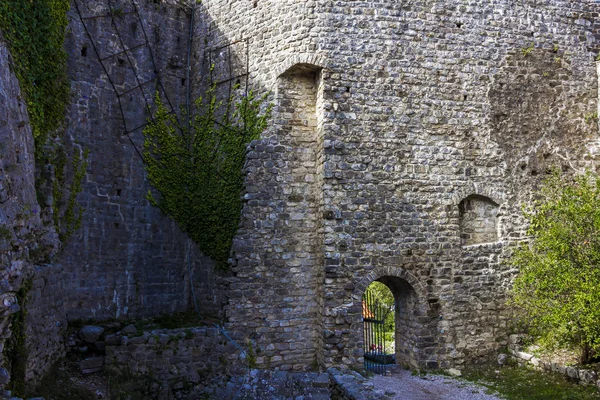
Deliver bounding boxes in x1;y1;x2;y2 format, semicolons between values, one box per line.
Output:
71;2;253;397
72;0;180;160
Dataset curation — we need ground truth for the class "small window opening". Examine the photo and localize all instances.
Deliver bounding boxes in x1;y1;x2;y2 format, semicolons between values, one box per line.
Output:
81;46;88;57
459;194;499;246
456;22;463;28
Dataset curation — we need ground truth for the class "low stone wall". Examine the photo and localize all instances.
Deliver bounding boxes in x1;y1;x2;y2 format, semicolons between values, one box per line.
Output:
508;334;600;388
105;326;246;399
104;326;393;399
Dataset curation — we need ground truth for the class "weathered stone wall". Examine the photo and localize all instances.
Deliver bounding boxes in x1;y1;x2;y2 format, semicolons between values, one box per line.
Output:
105;325;335;399
24;264;68;385
198;0;600;371
56;0;225;322
316;0;600;370
4;0;600;389
105;326;245;399
0;31;61;392
1;0;228;390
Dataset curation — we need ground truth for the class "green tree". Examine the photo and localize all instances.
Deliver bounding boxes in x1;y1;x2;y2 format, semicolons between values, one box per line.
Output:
143;86;271;269
509;171;600;364
365;281;395;341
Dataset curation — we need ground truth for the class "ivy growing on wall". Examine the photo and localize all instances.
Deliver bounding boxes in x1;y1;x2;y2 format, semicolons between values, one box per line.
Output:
4;279;32;397
143;86;271;269
52;145;89;243
0;0;88;244
0;0;70;154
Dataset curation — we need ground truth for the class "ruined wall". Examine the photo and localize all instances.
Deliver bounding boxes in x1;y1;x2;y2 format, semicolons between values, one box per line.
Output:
24;264;68;385
105;326;244;399
197;0;600;371
318;0;600;369
0;31;61;391
1;0;229;389
3;0;600;389
195;0;328;371
53;0;225;322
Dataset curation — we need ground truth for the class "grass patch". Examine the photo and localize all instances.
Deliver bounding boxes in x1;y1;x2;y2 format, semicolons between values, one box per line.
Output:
0;224;12;243
461;364;600;400
68;311;211;337
151;311;204;330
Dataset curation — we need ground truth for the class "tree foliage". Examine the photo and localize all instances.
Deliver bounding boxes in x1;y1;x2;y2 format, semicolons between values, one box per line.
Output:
143;86;271;269
509;171;600;363
365;281;395;337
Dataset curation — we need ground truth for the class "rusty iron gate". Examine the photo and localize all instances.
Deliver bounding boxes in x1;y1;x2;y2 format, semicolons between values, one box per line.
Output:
362;290;394;374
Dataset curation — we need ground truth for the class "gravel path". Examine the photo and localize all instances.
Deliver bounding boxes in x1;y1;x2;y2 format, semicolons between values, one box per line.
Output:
372;369;503;400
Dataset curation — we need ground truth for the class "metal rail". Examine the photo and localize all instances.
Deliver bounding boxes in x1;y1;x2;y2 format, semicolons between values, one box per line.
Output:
73;0;184;161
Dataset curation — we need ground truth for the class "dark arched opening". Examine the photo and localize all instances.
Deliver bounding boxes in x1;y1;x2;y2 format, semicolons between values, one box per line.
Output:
362;276;423;373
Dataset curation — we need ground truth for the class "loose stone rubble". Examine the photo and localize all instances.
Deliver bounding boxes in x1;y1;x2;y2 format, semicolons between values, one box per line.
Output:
508;334;600;389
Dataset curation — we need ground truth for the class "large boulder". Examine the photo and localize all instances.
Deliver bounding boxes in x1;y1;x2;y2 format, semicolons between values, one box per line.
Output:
79;326;104;343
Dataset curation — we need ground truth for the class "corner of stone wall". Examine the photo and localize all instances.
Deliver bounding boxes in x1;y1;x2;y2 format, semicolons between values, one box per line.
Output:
24;264;67;387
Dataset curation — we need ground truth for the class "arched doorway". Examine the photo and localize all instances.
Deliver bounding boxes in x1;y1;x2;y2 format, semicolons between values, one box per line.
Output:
363;281;395;374
362;275;433;372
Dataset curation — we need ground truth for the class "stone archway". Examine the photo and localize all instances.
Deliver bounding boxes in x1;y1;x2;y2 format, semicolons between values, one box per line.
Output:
353;267;440;370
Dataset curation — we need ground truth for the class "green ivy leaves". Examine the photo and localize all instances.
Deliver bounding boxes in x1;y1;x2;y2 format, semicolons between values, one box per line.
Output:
0;0;70;155
143;86;272;269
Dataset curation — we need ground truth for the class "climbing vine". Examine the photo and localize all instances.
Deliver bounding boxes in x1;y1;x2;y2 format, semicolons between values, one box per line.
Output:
143;86;271;269
4;279;32;397
52;146;89;243
0;0;70;155
0;1;88;244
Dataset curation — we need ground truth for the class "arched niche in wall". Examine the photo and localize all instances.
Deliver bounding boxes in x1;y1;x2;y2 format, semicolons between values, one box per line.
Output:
458;194;499;246
274;61;325;204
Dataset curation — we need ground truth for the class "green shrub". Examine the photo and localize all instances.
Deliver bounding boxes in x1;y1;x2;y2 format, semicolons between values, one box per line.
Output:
509;171;600;363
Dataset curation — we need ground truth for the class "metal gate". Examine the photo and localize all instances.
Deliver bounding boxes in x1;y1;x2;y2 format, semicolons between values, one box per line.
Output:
362;290;394;374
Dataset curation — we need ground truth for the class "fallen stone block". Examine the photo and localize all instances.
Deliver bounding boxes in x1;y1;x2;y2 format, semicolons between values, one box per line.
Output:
79;326;104;343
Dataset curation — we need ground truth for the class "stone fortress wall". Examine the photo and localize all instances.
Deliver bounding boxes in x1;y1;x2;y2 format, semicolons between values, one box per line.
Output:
0;0;229;389
2;0;600;392
59;0;223;324
197;0;600;371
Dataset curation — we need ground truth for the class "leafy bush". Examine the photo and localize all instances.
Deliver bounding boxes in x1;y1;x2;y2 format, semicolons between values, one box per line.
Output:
509;171;600;363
